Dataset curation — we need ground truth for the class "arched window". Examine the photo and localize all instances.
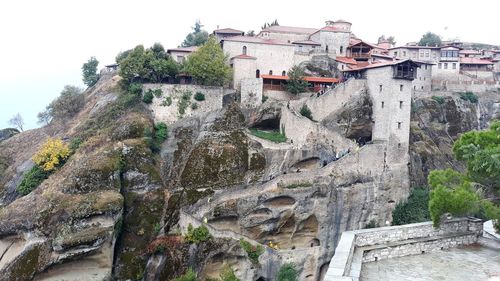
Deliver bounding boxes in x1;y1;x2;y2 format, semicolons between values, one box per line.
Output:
269;70;273;75
242;46;247;55
282;70;286;76
256;69;260;78
340;46;343;54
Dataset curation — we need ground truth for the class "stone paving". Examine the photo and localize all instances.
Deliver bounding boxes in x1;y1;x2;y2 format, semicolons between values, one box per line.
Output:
361;244;500;281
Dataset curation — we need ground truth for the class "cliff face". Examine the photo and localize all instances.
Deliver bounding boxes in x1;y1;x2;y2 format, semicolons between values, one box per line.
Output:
0;73;497;281
409;91;499;187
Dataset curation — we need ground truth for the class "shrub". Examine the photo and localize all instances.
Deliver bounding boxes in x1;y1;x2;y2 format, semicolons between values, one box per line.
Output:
184;224;211;243
239;239;264;264
153;222;162;233
285;182;312;189
128;83;143;96
145;123;168;153
178;91;192;116
219;264;240;281
154;122;168;142
249;128;286;143
191;102;198;110
69;137;83;151
431;96;445;105
17;165;51;195
47;85;85;121
364;219;379;229
300;104;313;120
277;263;298;281
33;138;71;172
142;90;154;104
153;88;163;98
459;91;478;103
194;92;205;101
172;268;196;281
161;96;172;106
286;65;309;94
392;187;430;225
262;95;268;103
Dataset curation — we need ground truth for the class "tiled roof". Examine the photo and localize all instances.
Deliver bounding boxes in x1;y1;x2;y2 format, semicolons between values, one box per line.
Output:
335;56;357;65
260;25;318;34
389;45;440;50
460;57;493;65
231;54;257;60
292;40;321;46
260;74;339;83
167;46;198;53
223;36;293;46
460;49;481;54
343;59;425;71
214;28;244;34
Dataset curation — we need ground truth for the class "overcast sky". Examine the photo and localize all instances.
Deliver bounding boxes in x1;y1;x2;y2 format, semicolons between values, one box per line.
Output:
1;0;499;130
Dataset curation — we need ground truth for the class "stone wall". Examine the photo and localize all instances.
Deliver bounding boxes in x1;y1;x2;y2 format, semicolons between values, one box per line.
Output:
144;84;224;124
432;80;500;92
324;217;484;281
240;78;263;108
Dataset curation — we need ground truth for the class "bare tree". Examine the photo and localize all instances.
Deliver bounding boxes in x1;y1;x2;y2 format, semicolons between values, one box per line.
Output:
9;113;24;131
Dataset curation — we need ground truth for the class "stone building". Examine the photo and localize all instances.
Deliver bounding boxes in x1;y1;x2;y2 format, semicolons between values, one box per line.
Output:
167;46;198;64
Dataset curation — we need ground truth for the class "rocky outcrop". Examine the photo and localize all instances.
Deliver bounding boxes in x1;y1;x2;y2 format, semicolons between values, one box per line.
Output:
0;128;19;143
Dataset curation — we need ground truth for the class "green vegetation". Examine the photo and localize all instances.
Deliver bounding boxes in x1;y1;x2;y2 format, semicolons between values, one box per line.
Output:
194;91;205;101
17;165;51;195
38;85;84;123
261;19;279;30
142;90;154;104
377;35;396;45
249;128;286;143
276;263;298;281
300;104;313;121
145;122;168;153
428;121;499;229
262;95;268;103
82;56;99;87
392;187;430;225
418;32;442;46
286;65;308;94
181;20;209;47
183;36;232;86
184;224;211;243
153;222;162;233
154;122;168;142
285;182;312;189
459;91;478;103
363;219;379;229
178;91;192;116
431;96;445;105
208;264;240;281
239;239;264;264
69;137;83;151
161;96;172;106
191;102;198;110
172;268;196;281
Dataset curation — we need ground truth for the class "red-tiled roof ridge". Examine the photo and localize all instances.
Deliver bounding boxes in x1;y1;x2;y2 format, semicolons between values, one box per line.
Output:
214;28;244;34
335;56;357;65
260;74;339;83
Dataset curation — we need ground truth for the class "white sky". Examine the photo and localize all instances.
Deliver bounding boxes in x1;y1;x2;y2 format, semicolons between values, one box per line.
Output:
1;0;499;130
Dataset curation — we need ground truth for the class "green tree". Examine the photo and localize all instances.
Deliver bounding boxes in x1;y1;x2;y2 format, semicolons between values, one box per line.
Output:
261;19;279;30
183;36;232;86
277;263;298;281
286;65;309;94
82;57;100;87
181;20;209;47
118;45;148;83
418;32;442;46
47;85;85;121
377;35;396;45
392;187;430;225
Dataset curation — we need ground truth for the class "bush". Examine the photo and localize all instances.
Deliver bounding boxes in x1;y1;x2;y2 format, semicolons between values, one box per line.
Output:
300;104;313;120
364;219;379;229
219;264;240;281
239;239;264;264
128;83;143;96
47;85;85;121
191;102;198;110
286;65;309;94
17;165;51;195
184;224;211;243
262;95;268;103
194;92;205;101
153;88;163;98
142;90;154;104
431;96;445;105
69;137;83;151
285;182;312;189
277;263;298;281
161;96;172;106
33;138;71;172
178;91;192;116
249;128;286;143
459;91;478;103
145;123;168;153
392;187;430;225
172;268;196;281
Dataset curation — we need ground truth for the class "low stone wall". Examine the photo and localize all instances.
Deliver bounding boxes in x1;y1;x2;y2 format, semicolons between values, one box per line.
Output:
144;84;224;124
432;80;500;92
324;217;483;281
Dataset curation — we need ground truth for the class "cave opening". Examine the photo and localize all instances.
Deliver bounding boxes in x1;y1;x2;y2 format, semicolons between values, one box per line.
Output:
354;135;372;146
250;117;280;132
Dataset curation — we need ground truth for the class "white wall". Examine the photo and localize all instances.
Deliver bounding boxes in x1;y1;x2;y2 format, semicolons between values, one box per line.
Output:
413;64;433;92
309;31;350;56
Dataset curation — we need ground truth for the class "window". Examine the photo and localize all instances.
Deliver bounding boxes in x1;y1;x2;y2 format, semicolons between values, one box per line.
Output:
394;51;398;57
282;70;286;76
453;51;459;57
444;63;448;69
420;52;424;58
403;51;406;57
269;70;273;75
379;84;383;92
341;65;344;70
452;63;456;69
425;65;428;70
433;52;437;58
399;101;403;109
340;46;343;54
441;51;447;57
400;85;403;91
381;101;385;108
326;45;329;52
425;52;429;57
421;86;424;90
438;63;442;69
242;46;247;55
397;122;402;129
256;69;260;78
414;85;416;90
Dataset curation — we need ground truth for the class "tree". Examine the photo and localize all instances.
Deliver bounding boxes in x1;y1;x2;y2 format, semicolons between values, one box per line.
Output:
377;35;396;45
82;57;100;87
246;30;255;37
261;19;279;30
47;85;85;121
183;36;232;86
418;32;442;46
276;263;298;281
286;65;309;94
392;187;430;225
37;110;52;126
8;113;24;131
181;20;209;47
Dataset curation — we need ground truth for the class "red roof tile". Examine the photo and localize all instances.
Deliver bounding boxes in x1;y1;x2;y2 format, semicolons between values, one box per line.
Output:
335;56;357;65
460;57;493;65
260;74;339;83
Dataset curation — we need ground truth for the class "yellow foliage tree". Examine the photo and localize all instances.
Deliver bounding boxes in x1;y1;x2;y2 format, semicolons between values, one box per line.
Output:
33;138;71;171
